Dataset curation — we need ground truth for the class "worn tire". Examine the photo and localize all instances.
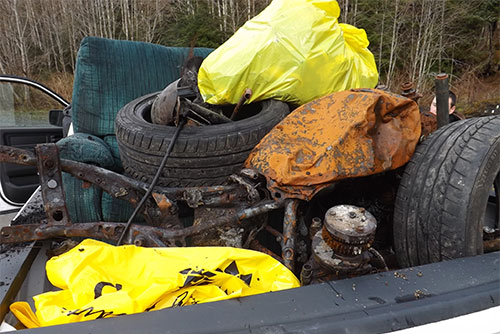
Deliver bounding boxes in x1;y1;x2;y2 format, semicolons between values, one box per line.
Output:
394;116;500;267
115;93;289;187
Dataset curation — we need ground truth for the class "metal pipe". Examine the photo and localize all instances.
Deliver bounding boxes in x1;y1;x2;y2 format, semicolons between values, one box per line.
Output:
435;73;450;128
1;200;285;245
282;199;299;272
183;99;232;124
264;225;283;241
230;88;252;120
368;248;389;272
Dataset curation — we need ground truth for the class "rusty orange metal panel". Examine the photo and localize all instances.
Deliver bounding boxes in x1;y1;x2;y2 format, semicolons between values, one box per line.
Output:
245;89;421;200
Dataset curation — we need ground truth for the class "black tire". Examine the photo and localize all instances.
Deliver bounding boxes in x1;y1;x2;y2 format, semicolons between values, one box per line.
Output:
394;116;500;267
115;93;289;187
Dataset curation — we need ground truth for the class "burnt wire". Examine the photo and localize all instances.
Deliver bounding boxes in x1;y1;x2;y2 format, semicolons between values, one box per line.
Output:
117;117;187;246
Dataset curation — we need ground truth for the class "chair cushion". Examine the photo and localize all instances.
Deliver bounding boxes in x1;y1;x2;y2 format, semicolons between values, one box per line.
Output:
62;174;103;223
57;133;115;168
71;36;213;137
103;135;122;171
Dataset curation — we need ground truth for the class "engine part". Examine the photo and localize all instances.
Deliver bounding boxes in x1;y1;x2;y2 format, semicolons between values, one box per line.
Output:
311;205;377;275
309;217;322;240
321;205;377;256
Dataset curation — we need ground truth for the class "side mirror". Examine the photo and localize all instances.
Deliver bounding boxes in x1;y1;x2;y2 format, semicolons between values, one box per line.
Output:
49;109;64;127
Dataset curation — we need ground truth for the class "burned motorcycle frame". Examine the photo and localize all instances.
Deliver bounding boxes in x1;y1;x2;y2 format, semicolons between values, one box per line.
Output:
0;139;393;284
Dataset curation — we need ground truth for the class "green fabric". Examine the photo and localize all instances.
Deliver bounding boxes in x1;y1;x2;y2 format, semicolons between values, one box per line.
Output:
57;133;111;223
62;173;103;223
72;36;213;137
57;133;115;168
57;134;133;222
101;192;143;223
64;37;212;223
103;135;122;171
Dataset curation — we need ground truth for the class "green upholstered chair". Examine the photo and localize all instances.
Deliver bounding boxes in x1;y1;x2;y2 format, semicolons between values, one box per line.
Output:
56;36;212;222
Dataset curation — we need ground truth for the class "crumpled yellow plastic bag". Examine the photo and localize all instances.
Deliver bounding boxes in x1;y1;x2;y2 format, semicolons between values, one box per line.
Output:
198;0;378;106
10;239;299;328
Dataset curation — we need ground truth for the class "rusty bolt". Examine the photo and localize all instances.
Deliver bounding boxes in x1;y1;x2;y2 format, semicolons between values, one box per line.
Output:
401;82;413;91
284;248;293;259
134;236;146;247
312;217;322;225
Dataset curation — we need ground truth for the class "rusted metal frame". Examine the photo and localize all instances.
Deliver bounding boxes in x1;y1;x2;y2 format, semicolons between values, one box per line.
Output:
67;162;247;209
0;222;171;247
0;144;148;203
1;223;124;244
0;144;247;210
0;144;165;225
0;200;285;246
0;144;276;246
282;199;300;272
159;199;284;240
181;185;248;208
35;144;71;225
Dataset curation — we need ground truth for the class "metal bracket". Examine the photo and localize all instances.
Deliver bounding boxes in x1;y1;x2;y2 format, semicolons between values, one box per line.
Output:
35;144;71;225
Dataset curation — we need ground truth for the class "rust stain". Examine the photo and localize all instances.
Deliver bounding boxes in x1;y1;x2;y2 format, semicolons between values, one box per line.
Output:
81;181;92;189
245;89;421;200
420;111;437;137
152;193;173;211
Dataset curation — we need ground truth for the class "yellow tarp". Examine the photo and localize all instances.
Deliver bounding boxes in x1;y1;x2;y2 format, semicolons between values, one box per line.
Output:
198;0;378;106
10;239;299;328
245;89;421;200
